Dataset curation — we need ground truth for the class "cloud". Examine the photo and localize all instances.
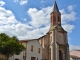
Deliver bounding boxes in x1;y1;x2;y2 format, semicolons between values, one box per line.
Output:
13;0;28;5
62;24;75;33
40;0;48;8
0;1;5;6
0;7;18;25
41;0;47;3
20;0;28;5
14;0;18;2
23;18;27;21
69;45;80;51
67;5;76;12
0;0;77;40
0;1;32;39
27;7;51;28
27;5;77;33
60;8;77;24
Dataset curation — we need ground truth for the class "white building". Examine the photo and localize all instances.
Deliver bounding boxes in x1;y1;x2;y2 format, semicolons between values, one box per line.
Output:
9;39;42;60
70;50;80;60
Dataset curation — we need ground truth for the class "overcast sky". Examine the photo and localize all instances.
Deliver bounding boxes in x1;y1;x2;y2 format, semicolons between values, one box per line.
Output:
0;0;80;51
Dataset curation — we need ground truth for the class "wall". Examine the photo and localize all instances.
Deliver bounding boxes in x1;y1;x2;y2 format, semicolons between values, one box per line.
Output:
26;40;42;60
9;40;42;60
38;33;50;60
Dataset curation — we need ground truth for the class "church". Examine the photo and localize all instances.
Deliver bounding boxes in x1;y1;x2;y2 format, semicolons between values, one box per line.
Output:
9;1;70;60
38;1;70;60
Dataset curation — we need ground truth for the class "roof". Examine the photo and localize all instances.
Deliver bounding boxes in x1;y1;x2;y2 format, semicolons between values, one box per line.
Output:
49;25;67;33
53;1;59;12
70;49;80;52
70;55;80;58
75;50;80;52
19;39;38;42
70;49;80;58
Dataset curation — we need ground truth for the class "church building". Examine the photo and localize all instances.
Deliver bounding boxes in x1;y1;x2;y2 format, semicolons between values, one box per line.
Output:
9;1;70;60
38;1;70;60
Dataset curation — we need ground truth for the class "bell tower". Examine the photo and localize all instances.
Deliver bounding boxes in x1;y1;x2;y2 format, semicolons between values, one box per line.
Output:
49;1;70;60
50;1;61;27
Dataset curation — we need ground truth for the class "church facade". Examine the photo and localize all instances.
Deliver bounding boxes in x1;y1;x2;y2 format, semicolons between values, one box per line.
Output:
38;1;70;60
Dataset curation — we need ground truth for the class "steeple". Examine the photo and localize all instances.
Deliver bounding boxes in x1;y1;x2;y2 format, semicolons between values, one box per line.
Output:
50;0;61;27
53;0;59;12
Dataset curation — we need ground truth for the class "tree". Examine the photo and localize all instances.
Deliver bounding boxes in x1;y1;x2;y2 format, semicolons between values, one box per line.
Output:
0;33;25;60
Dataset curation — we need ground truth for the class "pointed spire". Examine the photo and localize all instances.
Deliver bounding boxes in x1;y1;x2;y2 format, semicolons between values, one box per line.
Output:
53;0;59;12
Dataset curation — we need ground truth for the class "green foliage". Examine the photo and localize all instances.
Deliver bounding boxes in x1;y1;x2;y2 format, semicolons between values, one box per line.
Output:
0;33;25;60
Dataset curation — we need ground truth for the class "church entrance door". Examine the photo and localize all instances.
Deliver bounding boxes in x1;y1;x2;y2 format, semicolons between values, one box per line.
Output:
59;50;63;60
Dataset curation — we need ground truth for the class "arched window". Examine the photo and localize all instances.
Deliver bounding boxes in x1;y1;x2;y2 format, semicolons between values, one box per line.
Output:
58;16;60;25
54;16;56;22
58;16;60;22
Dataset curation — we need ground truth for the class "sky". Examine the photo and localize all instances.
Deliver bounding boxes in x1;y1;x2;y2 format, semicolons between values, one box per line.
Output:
0;0;80;51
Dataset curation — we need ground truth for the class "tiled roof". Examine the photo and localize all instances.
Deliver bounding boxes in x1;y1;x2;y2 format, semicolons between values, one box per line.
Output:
19;39;38;42
70;55;80;58
75;50;80;51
